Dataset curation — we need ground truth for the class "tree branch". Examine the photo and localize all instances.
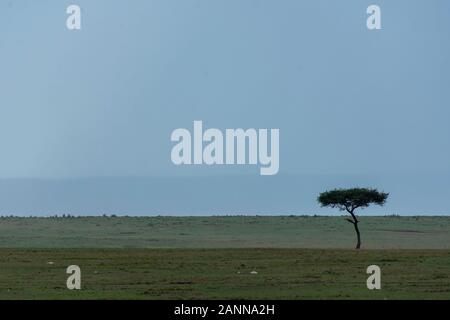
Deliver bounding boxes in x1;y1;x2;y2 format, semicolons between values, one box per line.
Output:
345;207;359;224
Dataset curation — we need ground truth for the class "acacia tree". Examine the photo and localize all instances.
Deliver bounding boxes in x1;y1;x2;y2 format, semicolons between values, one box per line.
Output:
317;188;388;249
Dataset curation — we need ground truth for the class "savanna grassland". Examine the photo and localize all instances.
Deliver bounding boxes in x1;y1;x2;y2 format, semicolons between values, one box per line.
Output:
0;216;449;299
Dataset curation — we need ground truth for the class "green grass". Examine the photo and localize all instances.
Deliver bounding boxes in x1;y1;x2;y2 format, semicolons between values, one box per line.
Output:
0;216;449;299
0;216;449;249
0;248;449;299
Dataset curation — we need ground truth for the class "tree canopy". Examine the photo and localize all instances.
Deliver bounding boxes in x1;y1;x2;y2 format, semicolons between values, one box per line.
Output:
317;188;388;214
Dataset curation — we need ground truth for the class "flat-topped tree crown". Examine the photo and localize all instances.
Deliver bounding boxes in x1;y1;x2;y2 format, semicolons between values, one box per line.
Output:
317;188;389;249
317;188;388;213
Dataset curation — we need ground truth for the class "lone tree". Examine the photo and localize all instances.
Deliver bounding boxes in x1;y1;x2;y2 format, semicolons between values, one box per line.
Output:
317;188;388;249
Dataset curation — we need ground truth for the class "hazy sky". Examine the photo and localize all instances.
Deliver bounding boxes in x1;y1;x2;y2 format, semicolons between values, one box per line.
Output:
0;1;449;215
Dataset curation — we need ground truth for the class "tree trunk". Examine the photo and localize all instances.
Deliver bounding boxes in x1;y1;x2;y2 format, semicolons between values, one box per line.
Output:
353;221;361;249
346;209;361;249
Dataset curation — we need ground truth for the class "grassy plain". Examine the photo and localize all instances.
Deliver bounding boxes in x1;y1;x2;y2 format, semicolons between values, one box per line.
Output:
0;216;449;249
0;216;448;299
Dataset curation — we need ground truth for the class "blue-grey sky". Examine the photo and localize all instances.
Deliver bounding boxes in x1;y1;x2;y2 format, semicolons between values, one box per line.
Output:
0;1;449;215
